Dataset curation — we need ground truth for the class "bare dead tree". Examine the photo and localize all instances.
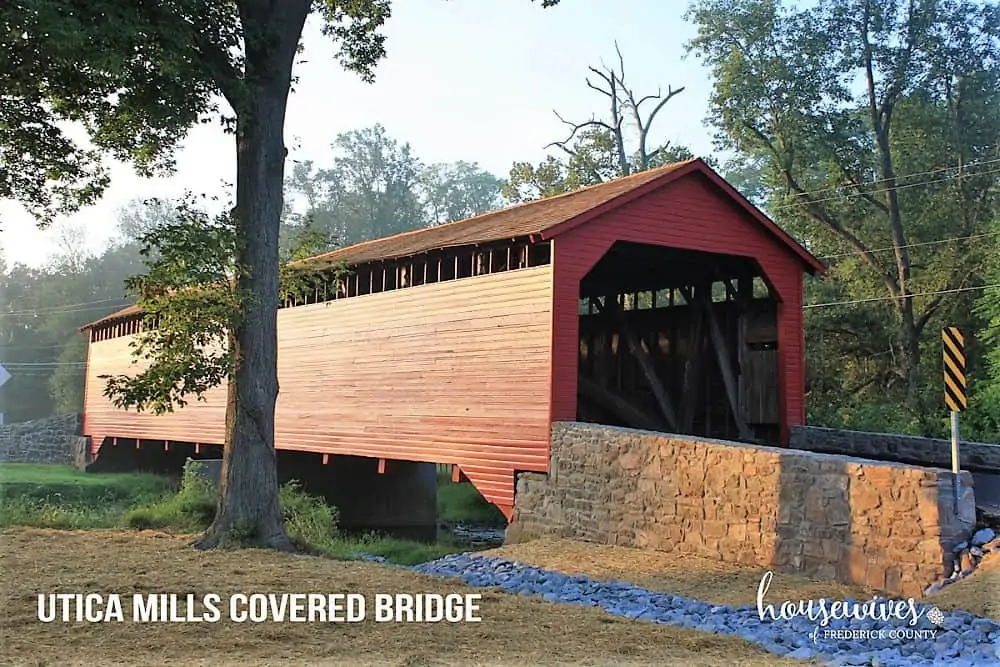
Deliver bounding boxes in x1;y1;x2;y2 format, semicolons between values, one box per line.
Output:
547;42;686;180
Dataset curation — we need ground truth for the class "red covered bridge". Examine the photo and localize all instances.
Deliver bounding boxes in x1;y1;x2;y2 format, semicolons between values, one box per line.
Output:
81;158;824;521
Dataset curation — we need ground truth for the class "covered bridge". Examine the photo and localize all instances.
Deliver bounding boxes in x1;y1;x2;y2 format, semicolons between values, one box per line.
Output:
81;158;824;520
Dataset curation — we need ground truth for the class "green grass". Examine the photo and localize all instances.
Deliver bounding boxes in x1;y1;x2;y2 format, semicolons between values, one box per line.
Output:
0;463;175;529
436;470;506;526
0;463;467;565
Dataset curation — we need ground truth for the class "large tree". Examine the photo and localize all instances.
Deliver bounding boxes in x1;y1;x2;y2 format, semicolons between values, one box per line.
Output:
687;0;1000;433
419;160;503;225
1;0;562;549
504;43;692;202
289;124;425;243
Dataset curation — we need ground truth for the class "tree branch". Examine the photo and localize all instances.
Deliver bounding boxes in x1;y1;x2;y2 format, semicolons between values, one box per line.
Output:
745;119;899;300
545;111;613;152
834;162;889;214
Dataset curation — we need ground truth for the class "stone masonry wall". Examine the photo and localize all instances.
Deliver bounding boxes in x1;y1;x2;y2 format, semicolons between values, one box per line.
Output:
506;422;977;597
0;414;87;466
789;426;1000;474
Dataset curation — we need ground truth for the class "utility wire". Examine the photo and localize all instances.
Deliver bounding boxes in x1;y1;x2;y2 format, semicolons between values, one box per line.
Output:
771;166;1000;211
2;159;998;317
0;361;88;366
803;283;1000;309
4;301;131;316
781;156;1000;200
816;231;998;260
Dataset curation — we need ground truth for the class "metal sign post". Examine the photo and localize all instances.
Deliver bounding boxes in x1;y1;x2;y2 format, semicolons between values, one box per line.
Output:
942;327;967;513
0;363;10;425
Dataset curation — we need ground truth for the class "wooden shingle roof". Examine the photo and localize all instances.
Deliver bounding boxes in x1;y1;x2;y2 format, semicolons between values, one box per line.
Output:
81;158;823;331
294;160;695;269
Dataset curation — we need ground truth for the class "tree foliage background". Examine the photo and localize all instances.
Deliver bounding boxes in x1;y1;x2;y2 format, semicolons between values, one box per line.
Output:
0;124;507;422
2;0;999;445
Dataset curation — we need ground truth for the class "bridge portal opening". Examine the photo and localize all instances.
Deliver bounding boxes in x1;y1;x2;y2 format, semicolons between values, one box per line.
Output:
577;241;782;444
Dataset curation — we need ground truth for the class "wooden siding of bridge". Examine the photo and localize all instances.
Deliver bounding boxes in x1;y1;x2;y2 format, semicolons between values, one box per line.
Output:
549;173;806;443
82;265;555;514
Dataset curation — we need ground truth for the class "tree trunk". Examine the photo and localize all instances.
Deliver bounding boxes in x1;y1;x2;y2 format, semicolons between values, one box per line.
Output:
196;87;293;550
196;1;309;549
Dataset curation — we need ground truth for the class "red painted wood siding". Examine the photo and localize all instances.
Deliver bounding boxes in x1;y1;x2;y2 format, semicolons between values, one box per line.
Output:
550;174;806;442
83;265;555;513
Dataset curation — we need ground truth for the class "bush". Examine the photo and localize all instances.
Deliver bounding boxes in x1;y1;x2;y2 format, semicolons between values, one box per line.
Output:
123;473;341;549
279;480;340;551
0;464;467;566
122;467;216;531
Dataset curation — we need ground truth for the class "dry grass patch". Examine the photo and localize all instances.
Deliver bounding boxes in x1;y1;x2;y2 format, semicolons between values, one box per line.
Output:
0;528;805;667
927;555;1000;620
491;538;1000;621
490;538;877;607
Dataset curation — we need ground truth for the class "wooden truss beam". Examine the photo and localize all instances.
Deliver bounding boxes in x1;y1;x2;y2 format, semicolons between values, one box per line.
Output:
679;284;706;431
593;296;679;432
578;377;664;431
680;286;754;441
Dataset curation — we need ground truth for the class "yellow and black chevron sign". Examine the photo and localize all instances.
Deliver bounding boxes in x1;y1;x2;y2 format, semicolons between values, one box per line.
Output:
942;327;967;412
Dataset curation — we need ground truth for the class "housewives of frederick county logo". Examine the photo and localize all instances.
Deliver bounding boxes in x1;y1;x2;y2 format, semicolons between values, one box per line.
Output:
756;571;945;643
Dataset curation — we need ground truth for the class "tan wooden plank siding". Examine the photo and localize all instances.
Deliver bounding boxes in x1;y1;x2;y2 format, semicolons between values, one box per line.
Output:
83;265;555;511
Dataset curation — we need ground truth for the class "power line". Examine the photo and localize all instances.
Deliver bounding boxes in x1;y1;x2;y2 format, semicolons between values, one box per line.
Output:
772;166;1000;211
816;231;999;260
3;297;126;314
783;156;1000;201
4;301;131;316
0;361;88;366
803;283;1000;309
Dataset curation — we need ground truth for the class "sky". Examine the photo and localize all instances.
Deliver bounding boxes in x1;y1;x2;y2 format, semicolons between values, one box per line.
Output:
0;0;718;269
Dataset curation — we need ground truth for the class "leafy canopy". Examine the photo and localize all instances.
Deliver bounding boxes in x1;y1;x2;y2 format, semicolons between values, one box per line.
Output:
0;0;401;226
101;196;343;415
687;0;1000;434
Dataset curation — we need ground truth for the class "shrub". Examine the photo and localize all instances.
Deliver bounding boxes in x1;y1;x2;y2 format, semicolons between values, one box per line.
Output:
279;480;340;551
123;467;216;531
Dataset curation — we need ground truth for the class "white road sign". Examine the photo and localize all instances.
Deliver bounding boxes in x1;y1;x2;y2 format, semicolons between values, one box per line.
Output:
0;363;10;388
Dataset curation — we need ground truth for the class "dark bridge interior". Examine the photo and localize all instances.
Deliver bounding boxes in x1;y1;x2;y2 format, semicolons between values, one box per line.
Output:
577;241;782;444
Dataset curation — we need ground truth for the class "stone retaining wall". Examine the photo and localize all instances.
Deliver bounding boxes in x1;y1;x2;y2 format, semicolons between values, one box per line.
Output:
0;414;86;466
505;422;977;597
789;426;1000;473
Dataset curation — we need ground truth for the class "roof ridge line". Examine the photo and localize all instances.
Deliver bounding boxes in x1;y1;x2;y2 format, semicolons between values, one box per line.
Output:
296;159;697;266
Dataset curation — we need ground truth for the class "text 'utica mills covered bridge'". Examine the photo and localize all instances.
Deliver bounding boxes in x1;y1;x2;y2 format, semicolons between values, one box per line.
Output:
80;159;825;526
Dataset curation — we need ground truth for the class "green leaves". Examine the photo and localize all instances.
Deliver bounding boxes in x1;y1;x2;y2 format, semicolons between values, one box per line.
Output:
100;195;349;414
688;0;1000;435
1;0;225;224
102;196;243;415
314;0;391;84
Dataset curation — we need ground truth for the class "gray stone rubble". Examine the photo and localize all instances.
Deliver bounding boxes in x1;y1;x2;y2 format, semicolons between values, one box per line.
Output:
923;527;999;595
395;553;1000;667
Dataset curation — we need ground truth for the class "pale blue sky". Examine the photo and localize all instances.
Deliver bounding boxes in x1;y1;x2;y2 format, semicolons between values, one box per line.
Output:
1;0;718;268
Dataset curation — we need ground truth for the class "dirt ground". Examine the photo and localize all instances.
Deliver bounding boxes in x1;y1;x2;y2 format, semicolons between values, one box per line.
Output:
490;538;1000;620
0;528;803;667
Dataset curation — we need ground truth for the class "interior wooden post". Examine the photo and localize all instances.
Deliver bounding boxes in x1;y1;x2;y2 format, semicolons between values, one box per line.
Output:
679;284;706;431
681;285;753;441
